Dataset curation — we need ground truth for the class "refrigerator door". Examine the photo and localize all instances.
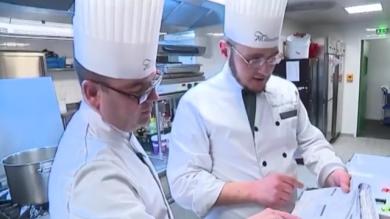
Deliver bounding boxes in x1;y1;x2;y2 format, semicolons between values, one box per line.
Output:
331;63;339;139
329;54;342;141
324;53;335;141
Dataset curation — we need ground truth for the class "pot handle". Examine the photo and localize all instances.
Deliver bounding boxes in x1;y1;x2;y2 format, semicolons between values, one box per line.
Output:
37;162;52;175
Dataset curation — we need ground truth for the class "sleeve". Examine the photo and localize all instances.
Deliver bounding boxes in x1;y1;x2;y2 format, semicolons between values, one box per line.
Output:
296;99;346;187
68;160;155;219
167;96;225;218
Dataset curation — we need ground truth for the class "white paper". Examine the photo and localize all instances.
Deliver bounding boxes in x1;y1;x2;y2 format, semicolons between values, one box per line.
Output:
293;187;360;219
286;61;300;82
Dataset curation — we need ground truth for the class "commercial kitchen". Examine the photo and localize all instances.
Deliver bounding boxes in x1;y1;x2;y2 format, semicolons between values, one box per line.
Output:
0;0;389;218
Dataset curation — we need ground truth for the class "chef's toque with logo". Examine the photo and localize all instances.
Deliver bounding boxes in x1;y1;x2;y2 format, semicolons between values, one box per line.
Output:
73;0;164;79
224;0;288;48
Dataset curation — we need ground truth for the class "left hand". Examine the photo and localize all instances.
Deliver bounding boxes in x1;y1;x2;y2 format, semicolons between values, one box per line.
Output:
325;169;351;193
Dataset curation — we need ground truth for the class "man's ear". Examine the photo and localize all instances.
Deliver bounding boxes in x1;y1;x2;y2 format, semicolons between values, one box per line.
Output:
219;39;230;58
82;80;101;110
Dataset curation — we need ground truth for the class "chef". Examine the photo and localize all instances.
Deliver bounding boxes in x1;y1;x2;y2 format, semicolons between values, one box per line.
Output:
48;0;174;218
167;0;351;218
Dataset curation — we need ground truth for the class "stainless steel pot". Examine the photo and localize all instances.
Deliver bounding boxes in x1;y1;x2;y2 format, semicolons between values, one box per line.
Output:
2;147;57;205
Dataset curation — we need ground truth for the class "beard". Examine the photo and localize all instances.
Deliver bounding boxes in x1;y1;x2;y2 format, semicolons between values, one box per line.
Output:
229;56;271;93
229;55;262;93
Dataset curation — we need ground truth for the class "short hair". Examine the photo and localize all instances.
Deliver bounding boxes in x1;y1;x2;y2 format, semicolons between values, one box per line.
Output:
74;59;113;85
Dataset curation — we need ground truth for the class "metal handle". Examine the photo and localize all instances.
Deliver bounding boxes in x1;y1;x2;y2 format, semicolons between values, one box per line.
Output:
167;197;175;205
37;162;52;175
162;46;199;54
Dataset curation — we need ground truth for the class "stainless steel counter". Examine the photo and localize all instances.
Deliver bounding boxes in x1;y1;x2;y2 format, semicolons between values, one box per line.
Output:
149;155;168;177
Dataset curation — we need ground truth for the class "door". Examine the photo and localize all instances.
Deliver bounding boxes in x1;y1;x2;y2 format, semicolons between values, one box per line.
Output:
357;40;369;136
332;61;340;139
326;54;334;141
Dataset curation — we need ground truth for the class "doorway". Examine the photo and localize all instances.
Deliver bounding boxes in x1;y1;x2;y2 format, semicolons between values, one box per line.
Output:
357;39;390;139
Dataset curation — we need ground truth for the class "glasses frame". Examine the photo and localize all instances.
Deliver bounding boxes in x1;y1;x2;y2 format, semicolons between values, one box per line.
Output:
93;72;163;104
230;45;284;70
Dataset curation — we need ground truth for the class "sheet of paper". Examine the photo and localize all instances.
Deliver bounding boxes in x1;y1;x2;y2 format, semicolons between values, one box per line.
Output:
286;61;300;82
293;187;360;219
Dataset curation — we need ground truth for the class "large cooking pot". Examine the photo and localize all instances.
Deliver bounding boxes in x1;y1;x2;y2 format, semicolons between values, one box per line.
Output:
2;147;57;205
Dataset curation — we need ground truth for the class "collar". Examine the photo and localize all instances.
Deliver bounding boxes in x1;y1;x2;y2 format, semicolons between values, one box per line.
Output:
220;61;244;93
79;101;131;144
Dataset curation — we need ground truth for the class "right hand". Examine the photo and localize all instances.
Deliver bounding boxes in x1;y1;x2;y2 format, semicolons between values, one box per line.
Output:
250;173;304;208
248;208;300;219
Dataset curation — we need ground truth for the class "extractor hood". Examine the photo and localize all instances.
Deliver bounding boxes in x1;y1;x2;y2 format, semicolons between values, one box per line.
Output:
0;0;336;35
0;0;73;11
0;0;224;33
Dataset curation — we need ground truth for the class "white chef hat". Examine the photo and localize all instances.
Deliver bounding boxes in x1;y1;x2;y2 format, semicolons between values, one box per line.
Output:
73;0;164;79
225;0;288;48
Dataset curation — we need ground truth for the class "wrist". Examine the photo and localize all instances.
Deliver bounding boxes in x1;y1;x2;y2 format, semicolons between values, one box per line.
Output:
246;180;262;204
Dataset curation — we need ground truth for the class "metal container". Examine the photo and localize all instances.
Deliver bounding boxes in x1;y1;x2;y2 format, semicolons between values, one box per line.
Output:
157;64;201;74
2;147;57;205
0;51;47;79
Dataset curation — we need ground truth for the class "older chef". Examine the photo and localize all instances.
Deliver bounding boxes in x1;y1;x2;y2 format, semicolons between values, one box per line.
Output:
48;0;174;218
167;0;351;218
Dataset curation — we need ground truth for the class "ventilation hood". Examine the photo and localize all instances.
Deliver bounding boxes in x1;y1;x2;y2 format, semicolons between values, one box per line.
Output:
0;0;224;33
0;0;337;35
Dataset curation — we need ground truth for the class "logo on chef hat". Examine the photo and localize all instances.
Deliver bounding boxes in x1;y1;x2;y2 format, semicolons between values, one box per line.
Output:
254;31;279;43
143;59;152;71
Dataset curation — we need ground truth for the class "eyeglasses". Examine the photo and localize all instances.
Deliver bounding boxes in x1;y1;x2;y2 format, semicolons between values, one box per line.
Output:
230;46;283;69
94;72;162;104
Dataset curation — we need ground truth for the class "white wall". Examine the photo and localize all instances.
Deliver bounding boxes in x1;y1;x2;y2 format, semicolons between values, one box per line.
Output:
366;38;390;120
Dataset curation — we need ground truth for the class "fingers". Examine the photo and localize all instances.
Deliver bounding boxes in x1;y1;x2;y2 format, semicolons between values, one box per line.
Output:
271;209;301;219
340;175;351;193
278;174;304;189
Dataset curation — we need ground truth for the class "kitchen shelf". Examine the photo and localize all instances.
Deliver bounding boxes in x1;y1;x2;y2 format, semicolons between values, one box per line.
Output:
47;67;74;72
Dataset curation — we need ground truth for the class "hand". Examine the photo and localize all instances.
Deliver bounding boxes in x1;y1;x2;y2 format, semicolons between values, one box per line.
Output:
250;173;304;208
325;169;351;193
248;208;300;219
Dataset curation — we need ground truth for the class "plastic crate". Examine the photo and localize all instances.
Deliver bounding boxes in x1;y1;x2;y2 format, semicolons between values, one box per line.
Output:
46;57;66;69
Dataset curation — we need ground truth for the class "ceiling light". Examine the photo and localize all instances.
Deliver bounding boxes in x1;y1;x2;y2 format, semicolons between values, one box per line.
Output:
345;3;382;14
207;32;224;37
366;28;376;32
208;0;225;5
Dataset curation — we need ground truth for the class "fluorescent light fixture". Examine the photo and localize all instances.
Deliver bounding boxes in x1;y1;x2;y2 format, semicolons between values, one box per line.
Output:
345;3;382;14
208;0;225;5
0;42;30;48
0;22;73;38
366;28;376;32
207;32;224;37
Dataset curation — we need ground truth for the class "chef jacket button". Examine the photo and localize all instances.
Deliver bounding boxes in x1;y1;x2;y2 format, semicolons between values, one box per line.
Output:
275;121;280;126
254;126;259;132
283;152;287;158
262;161;267;167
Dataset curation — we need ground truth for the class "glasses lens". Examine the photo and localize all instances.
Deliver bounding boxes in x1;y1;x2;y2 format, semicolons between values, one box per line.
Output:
139;92;149;104
138;73;162;104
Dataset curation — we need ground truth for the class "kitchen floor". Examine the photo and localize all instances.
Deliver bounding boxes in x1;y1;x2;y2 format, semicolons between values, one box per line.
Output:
359;119;390;140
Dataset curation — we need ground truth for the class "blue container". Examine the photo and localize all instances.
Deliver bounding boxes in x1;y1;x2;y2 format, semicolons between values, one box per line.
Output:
384;104;390;126
46;57;66;69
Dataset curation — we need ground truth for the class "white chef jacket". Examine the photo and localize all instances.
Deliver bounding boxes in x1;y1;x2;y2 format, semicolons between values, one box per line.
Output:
167;63;345;219
49;102;173;219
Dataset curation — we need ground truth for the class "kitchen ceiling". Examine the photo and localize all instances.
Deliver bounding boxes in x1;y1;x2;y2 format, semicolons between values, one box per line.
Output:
286;0;390;25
